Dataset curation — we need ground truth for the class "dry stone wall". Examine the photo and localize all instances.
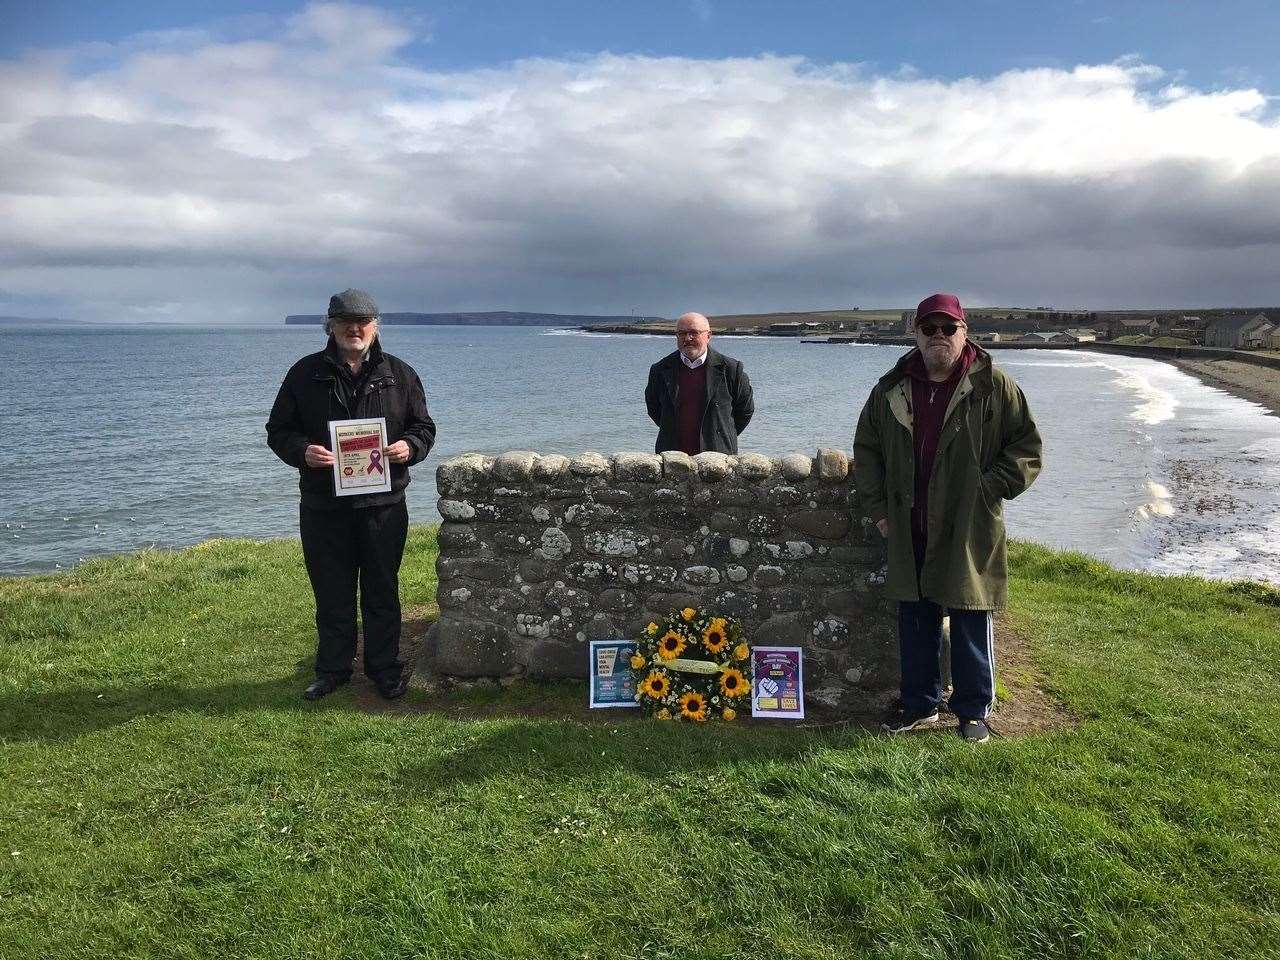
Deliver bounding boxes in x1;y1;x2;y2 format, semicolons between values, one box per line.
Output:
418;449;899;709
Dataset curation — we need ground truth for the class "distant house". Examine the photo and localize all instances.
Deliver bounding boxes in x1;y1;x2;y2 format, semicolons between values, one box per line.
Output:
1019;331;1073;344
1268;328;1280;352
1242;319;1276;349
1061;328;1098;342
1105;316;1160;339
765;321;826;335
972;332;1001;343
1205;313;1274;349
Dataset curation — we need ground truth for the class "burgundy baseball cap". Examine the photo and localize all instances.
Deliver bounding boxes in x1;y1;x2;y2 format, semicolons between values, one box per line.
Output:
914;292;965;324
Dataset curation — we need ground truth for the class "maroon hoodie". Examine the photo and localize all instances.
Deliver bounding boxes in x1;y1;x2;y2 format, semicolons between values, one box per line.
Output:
905;342;976;569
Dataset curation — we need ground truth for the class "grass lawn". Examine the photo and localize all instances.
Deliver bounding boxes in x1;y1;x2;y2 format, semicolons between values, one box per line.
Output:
2;530;1278;959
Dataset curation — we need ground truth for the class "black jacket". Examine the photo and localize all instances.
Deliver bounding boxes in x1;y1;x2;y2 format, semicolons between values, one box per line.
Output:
267;337;436;509
644;347;754;455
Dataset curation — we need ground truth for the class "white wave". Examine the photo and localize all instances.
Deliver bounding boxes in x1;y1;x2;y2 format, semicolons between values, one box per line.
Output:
999;359;1107;368
1146;478;1176;517
1091;358;1179;425
1145;540;1242;579
1148;540;1280;586
540;328;615;337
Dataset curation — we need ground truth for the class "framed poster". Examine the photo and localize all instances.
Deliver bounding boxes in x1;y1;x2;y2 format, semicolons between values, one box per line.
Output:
329;417;392;497
750;646;805;720
589;639;640;709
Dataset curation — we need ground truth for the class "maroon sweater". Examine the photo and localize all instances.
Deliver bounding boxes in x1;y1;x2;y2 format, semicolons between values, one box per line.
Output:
676;362;708;456
906;343;976;568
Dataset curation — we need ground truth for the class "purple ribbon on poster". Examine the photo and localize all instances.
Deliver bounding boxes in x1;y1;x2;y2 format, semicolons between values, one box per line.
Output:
367;450;385;474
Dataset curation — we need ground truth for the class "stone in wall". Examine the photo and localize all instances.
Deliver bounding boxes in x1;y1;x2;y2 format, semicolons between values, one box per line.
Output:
417;448;894;710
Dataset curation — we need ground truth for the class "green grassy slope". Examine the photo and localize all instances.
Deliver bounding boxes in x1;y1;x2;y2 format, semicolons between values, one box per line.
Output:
2;534;1277;959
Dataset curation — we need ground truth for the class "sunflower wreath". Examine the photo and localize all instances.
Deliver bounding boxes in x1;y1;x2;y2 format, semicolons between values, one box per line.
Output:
630;607;752;722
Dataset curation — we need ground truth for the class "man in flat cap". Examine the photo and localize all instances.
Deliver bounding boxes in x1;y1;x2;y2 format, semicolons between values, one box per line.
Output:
645;312;754;455
267;288;436;700
854;293;1042;743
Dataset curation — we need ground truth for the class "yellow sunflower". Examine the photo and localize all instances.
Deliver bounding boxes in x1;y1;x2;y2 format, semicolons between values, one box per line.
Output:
719;667;748;698
657;630;687;661
681;607;697;622
722;707;737;722
733;642;750;662
657;707;673;720
640;671;671;700
679;691;708;722
702;618;730;654
645;622;659;636
629;653;646;670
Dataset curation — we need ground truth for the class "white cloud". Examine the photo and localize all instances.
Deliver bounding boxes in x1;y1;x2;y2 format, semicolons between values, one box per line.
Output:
2;2;1280;322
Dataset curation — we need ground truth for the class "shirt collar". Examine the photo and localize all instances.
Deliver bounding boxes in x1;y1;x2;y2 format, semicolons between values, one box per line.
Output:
679;350;707;369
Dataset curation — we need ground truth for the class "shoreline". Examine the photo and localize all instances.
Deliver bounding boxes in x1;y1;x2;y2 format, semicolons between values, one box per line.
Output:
1155;356;1280;417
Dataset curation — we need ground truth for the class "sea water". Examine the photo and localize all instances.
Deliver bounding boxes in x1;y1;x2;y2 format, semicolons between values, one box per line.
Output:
3;324;1279;584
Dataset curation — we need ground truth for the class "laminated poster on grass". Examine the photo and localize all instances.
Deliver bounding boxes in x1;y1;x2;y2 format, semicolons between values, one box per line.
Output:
751;646;805;719
588;638;641;708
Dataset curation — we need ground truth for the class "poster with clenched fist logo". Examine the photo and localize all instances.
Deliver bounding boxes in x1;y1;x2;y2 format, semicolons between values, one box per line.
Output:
750;646;805;719
328;417;392;497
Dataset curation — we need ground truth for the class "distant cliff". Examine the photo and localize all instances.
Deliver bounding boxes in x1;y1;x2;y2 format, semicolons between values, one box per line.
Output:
0;315;79;324
284;311;658;326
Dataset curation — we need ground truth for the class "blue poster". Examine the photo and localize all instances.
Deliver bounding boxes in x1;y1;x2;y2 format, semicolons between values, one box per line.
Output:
589;639;640;708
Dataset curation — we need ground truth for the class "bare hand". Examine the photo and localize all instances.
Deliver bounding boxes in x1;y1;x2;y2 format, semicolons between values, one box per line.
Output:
385;441;412;465
876;518;888;538
304;444;335;468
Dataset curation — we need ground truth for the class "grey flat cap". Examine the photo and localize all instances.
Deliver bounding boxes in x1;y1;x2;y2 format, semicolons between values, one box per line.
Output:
327;288;379;318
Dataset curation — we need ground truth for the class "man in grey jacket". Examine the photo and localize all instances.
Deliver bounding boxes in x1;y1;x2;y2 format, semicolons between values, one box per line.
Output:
644;312;754;455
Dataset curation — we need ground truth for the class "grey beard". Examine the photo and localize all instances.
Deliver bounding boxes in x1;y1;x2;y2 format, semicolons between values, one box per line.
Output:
923;350;957;379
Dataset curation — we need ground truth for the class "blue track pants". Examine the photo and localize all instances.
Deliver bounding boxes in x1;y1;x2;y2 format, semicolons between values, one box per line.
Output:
898;599;995;721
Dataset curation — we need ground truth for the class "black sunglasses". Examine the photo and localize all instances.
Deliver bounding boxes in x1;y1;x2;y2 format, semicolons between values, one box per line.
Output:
918;321;964;337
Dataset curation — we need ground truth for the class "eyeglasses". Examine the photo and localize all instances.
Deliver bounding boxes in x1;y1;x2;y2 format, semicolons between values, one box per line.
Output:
677;329;710;338
918;322;964;337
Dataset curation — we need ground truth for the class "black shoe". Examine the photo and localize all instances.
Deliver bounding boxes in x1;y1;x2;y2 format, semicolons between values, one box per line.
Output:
303;676;347;701
880;707;940;734
376;676;409;700
957;718;991;743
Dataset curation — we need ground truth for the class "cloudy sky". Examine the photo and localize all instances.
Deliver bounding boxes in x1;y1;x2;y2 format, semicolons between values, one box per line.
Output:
4;1;1280;322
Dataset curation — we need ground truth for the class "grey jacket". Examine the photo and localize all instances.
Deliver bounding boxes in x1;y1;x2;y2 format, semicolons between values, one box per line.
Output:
644;348;754;454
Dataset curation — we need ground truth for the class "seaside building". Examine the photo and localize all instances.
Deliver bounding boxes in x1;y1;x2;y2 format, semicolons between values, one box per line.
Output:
1205;313;1274;349
1019;331;1074;344
1104;315;1161;339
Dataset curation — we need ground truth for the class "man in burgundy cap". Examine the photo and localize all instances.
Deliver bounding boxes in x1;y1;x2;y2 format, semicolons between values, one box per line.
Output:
853;293;1042;743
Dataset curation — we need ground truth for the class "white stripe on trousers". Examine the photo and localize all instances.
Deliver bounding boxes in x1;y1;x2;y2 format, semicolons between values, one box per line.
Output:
982;610;995;719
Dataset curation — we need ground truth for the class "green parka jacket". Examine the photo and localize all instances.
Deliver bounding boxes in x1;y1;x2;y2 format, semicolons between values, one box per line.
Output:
852;344;1042;610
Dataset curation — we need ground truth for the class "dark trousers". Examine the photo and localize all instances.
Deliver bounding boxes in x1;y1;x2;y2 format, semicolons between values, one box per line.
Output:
898;599;995;721
299;501;408;686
